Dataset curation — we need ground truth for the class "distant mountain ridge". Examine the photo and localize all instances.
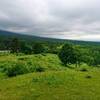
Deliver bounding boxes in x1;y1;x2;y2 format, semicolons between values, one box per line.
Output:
0;30;100;46
0;30;55;42
0;30;42;40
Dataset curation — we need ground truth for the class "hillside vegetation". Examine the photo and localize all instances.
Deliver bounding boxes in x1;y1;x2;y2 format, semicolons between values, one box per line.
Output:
0;54;100;100
0;34;100;100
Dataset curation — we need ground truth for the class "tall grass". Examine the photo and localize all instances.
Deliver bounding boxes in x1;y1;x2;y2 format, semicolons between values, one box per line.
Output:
0;53;64;77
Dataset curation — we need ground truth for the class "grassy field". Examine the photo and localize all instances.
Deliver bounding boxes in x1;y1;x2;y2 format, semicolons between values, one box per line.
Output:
0;53;100;100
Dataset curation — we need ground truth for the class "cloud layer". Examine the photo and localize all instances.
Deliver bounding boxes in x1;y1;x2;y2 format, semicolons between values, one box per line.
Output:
0;0;100;41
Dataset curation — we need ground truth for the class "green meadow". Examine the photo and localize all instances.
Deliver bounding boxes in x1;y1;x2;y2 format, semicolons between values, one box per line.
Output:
0;53;100;100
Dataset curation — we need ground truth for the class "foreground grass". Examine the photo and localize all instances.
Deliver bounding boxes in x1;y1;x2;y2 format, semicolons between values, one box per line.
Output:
0;54;100;100
0;69;100;100
0;68;100;100
0;54;64;71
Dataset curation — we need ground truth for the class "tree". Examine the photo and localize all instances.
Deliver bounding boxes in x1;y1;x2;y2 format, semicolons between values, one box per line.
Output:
20;40;32;54
58;43;76;66
91;50;100;67
32;42;45;54
47;43;59;54
10;37;21;53
72;46;84;67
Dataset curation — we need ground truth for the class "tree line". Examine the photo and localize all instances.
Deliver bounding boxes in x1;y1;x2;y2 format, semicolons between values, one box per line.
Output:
0;37;60;54
0;37;100;67
58;43;100;67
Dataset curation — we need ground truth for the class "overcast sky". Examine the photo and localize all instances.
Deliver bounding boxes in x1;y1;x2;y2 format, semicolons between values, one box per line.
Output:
0;0;100;41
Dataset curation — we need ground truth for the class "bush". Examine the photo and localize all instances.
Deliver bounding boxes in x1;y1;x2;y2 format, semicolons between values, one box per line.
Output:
80;68;88;72
85;75;92;79
18;57;29;61
6;62;29;77
29;64;45;72
0;62;15;72
35;66;45;72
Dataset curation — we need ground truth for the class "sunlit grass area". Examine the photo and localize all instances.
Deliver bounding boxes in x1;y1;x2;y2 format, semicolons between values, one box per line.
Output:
0;54;100;100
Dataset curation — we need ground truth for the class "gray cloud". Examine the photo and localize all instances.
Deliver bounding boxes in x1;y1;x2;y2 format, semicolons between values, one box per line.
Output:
0;0;100;41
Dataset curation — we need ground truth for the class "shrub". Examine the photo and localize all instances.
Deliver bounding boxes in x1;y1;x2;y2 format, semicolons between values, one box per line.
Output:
42;53;46;56
85;75;92;79
26;62;45;72
30;64;45;72
80;68;88;72
35;66;45;72
0;62;15;72
18;57;29;61
6;62;29;77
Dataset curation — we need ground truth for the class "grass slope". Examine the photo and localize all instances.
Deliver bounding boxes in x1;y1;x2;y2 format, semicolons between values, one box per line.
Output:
0;54;100;100
0;69;100;100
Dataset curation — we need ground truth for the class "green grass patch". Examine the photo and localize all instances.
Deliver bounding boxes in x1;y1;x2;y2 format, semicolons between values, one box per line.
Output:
0;53;100;100
0;69;100;100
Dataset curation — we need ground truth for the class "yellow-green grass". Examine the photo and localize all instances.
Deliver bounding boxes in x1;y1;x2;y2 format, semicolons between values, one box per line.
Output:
0;54;100;100
0;69;100;100
0;54;65;71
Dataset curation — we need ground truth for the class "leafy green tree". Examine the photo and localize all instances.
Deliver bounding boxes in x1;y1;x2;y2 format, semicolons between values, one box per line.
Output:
72;47;83;67
48;43;59;54
10;37;21;53
91;51;100;67
20;41;32;54
32;42;45;54
58;43;76;66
